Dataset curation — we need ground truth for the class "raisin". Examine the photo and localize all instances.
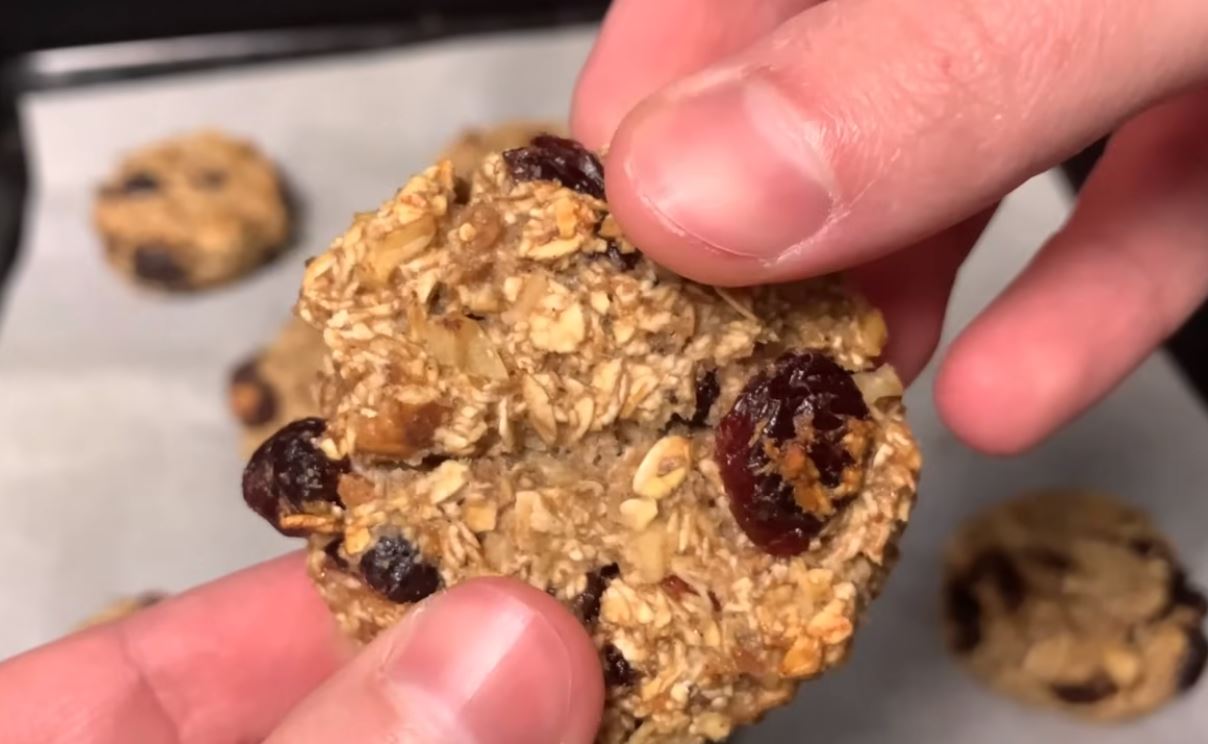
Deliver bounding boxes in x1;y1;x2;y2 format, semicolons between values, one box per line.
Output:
968;550;1025;611
502;135;605;198
1178;628;1207;692
120;172;160;194
714;352;871;555
452;176;472;204
572;563;620;626
944;577;983;653
1050;673;1118;704
241;418;349;536
668;369;719;430
601;239;640;271
133;246;188;287
689;369;720;428
602;643;636;688
359;535;442;603
707;590;723;613
228;358;278;426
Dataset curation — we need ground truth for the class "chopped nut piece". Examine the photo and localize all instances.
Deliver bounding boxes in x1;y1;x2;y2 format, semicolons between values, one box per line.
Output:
351;400;446;459
620;498;659;531
529;302;586;352
364;214;437;285
633;435;692;500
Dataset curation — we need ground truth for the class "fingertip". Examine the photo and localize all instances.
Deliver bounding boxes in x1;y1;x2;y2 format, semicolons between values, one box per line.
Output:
270;577;604;744
934;335;1049;456
387;578;605;744
606;104;777;287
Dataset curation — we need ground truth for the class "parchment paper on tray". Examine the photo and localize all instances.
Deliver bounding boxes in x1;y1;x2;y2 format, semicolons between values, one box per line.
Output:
0;25;1203;744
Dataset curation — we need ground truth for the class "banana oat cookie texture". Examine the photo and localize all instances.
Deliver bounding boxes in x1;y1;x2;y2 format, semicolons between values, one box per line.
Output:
241;135;921;742
943;490;1207;721
226;122;559;455
94;130;292;290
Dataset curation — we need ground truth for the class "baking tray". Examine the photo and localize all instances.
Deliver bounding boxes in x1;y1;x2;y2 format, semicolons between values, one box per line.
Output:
0;26;1203;744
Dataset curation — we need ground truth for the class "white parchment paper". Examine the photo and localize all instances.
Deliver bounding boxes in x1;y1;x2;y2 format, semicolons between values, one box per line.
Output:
0;26;1203;743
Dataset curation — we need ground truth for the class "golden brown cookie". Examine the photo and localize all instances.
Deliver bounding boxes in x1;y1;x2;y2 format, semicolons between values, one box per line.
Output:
242;136;921;743
94;130;291;290
944;490;1207;721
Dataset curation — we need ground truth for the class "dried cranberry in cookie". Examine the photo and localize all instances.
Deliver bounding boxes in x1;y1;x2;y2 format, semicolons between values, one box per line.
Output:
242;418;349;536
716;352;875;555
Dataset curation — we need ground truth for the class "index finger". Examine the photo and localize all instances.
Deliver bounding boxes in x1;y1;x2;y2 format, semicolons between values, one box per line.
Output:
0;553;346;744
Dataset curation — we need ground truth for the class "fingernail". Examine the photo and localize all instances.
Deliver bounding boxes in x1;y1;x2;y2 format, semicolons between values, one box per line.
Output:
384;583;575;744
619;72;835;259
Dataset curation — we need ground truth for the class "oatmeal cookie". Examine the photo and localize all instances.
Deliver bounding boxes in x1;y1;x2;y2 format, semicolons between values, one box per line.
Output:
229;317;326;456
943;490;1207;721
75;592;167;630
94;130;292;290
242;136;921;743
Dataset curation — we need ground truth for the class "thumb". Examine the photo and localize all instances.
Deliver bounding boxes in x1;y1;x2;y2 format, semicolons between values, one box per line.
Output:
602;0;1208;286
266;578;604;744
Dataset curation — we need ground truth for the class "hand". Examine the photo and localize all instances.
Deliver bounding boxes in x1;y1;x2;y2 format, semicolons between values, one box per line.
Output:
0;554;603;744
573;0;1208;453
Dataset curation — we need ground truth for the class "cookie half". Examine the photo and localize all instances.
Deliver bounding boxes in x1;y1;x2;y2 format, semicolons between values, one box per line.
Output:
94;130;292;290
243;136;921;743
943;489;1207;721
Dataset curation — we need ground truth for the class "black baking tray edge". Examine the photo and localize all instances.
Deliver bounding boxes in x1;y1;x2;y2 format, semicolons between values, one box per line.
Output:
1;6;1205;401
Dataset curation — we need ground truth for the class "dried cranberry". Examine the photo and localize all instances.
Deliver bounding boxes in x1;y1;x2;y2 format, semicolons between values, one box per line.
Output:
572;563;620;626
1179;628;1207;692
359;535;442;603
229;358;278;426
242;418;349;536
502;135;604;198
1050;673;1118;704
602;643;636;688
715;352;870;555
133;246;188;287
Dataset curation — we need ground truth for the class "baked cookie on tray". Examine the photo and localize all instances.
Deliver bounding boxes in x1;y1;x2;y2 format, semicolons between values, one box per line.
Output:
229;317;326;457
242;135;921;743
943;489;1207;721
94;130;292;290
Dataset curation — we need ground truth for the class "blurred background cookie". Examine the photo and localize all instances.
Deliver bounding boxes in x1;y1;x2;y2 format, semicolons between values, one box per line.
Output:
229;317;325;457
943;490;1207;721
94;130;292;291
